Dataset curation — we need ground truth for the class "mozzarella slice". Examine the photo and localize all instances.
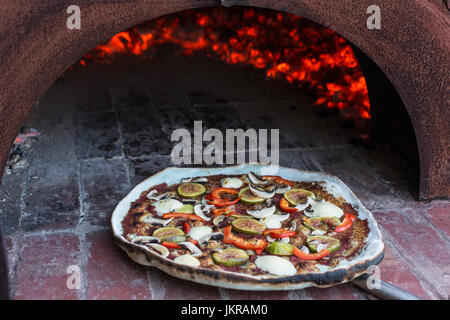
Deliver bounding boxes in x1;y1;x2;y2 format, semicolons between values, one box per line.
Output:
188;226;213;240
309;201;344;219
255;256;297;276
152;199;183;216
174;254;201;267
221;177;243;189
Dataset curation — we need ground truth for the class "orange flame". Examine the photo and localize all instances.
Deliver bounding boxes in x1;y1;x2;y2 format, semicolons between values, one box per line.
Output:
80;7;371;124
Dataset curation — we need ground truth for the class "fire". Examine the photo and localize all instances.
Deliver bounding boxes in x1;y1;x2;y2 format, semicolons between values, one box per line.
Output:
80;7;371;125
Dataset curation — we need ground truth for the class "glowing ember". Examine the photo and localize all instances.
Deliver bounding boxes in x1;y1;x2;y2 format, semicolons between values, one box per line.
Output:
80;7;370;124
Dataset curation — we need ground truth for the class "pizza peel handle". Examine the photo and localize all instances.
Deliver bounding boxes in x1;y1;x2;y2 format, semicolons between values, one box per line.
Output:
352;274;422;300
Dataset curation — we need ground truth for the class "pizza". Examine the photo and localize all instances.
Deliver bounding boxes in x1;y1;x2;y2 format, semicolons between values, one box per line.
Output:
121;171;371;278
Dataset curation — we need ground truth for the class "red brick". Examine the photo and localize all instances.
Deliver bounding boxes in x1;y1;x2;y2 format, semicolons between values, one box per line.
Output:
14;233;80;300
426;202;450;238
374;210;450;298
86;230;152;300
147;268;221;300
378;246;431;299
375;210;450;269
305;283;366;300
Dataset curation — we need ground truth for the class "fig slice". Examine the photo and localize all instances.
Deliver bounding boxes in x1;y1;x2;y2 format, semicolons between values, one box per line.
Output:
178;183;206;198
284;188;315;206
265;242;294;256
306;235;341;253
153;227;185;242
303;216;341;231
238;187;265;204
231;218;267;235
177;204;195;213
212;248;249;267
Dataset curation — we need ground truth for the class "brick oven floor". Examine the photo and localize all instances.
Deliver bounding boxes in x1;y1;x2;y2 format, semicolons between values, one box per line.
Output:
1;53;448;300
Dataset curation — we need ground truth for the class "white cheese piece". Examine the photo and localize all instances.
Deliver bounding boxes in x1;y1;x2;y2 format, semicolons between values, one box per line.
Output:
174;254;201;267
152;199;183;216
261;215;282;229
221;177;243;189
309;201;344;219
255;256;297;276
188;226;213;240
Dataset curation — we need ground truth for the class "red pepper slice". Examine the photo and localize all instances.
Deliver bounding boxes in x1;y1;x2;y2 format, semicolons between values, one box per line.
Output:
208;187;241;207
223;226;268;252
161;242;182;249
262;176;294;187
262;228;290;236
161;213;206;222
212;205;234;218
225;211;239;217
182;222;190;234
335;213;357;232
279;197;298;213
292;247;330;260
189;239;198;245
269;230;296;239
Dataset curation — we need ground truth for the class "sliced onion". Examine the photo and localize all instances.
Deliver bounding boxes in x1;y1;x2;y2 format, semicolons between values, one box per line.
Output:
271;213;290;222
289;220;297;231
311;229;326;236
300;246;310;254
221;177;243;189
294;197;313;212
255;256;297;276
188;226;213;240
179;242;202;257
266;234;289;243
316;243;327;253
141;215;174;226
260;215;282;229
174;254;200;267
248;171;268;185
249;183;275;199
152;199;183;216
194;204;213;221
247;205;276;219
213;215;226;227
147;243;169;258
